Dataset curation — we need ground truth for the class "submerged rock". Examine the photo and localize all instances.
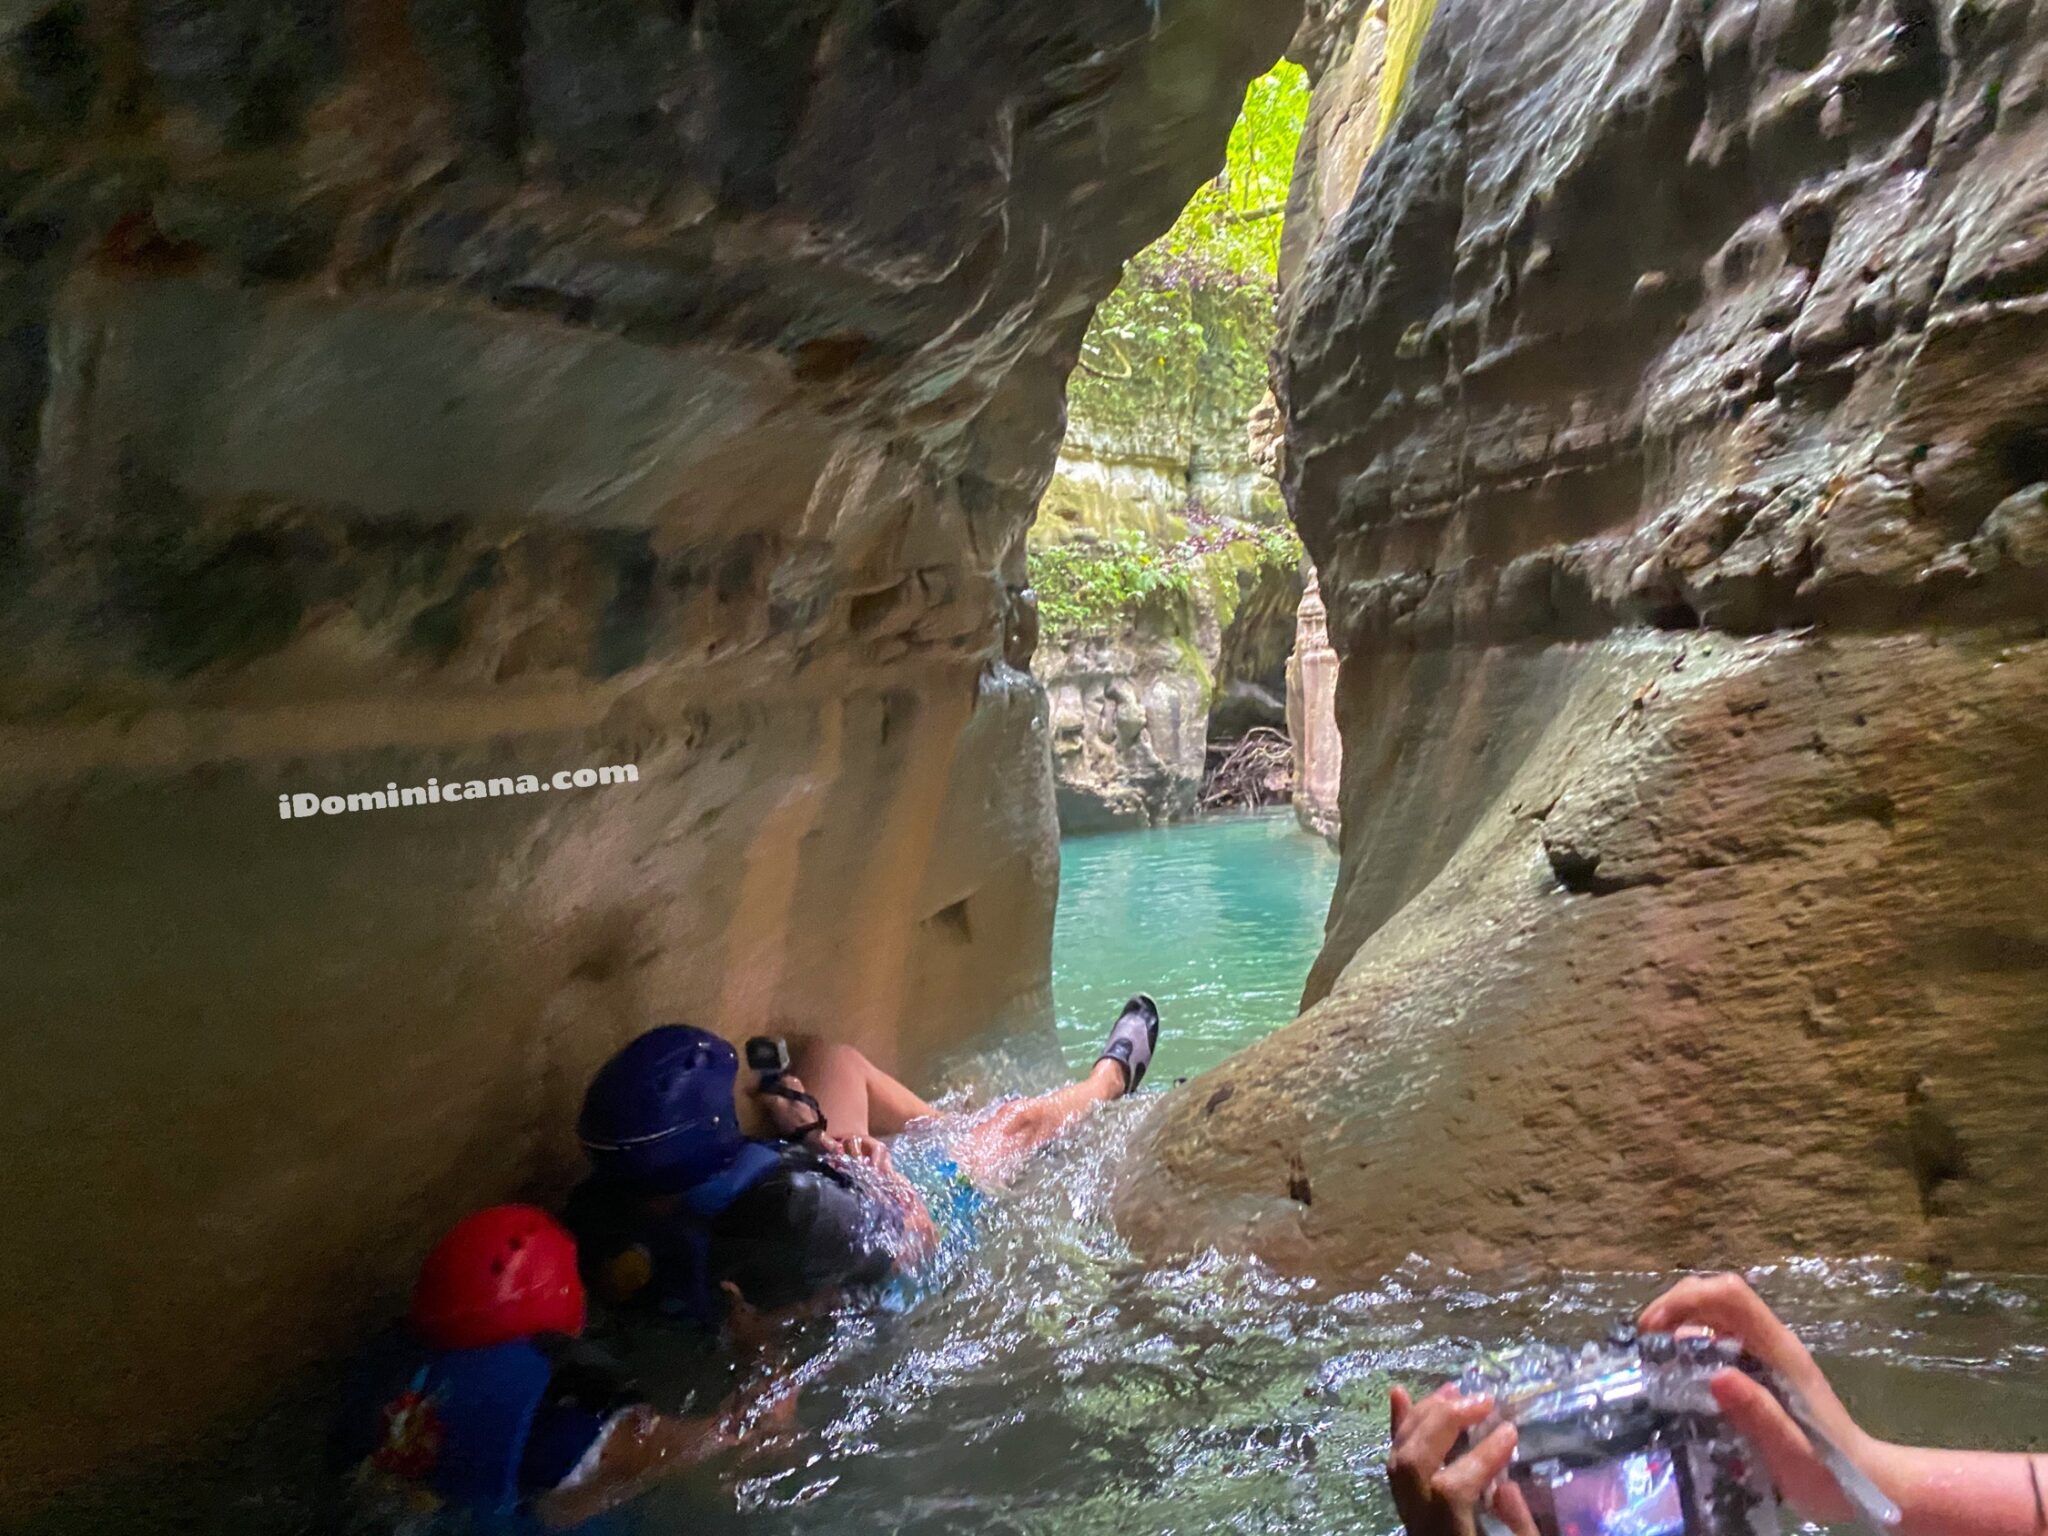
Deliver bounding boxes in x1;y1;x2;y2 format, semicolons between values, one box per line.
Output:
0;0;1300;1512
1120;0;2048;1279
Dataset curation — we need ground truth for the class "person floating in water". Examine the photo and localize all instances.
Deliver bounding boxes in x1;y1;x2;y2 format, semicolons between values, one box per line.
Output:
1386;1271;2048;1536
339;1205;789;1530
564;997;1162;1328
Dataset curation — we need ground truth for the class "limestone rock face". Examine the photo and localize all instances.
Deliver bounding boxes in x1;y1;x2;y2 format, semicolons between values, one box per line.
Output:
1043;626;1210;830
1040;548;1303;830
1041;278;1286;543
1120;0;2048;1280
1210;553;1304;741
1284;568;1341;842
0;0;1298;1511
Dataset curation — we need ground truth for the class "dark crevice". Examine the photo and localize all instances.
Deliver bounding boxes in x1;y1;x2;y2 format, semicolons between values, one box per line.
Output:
1544;839;1672;897
482;0;529;162
1992;426;2048;497
1900;1075;1969;1217
1286;1152;1313;1206
872;1;936;55
1780;199;1834;274
926;896;972;944
592;531;658;677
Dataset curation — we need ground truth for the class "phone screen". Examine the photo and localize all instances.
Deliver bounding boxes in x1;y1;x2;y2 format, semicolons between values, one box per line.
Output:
1544;1449;1685;1536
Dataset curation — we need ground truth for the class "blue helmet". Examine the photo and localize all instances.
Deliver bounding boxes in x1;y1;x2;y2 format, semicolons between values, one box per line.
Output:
577;1025;746;1191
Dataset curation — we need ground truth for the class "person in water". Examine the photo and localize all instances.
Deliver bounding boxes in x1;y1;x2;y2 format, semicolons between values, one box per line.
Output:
1387;1271;2048;1536
564;997;1162;1325
340;1205;789;1530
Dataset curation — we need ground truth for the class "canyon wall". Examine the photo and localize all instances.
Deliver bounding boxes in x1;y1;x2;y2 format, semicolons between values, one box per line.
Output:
1041;279;1285;542
1040;545;1300;831
1036;264;1288;829
0;0;1298;1513
1285;567;1342;841
1121;0;2048;1280
1043;617;1212;830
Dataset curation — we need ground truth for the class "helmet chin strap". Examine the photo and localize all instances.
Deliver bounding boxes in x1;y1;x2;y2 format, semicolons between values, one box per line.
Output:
756;1079;828;1142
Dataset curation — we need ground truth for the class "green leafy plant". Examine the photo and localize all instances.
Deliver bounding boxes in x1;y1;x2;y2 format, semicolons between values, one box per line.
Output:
1031;520;1305;642
1149;62;1310;284
1252;522;1305;571
1074;62;1309;396
1039;63;1313;644
1031;532;1197;639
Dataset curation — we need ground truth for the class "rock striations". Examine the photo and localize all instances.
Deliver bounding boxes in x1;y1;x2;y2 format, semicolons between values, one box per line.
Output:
1120;0;2048;1281
0;0;1298;1511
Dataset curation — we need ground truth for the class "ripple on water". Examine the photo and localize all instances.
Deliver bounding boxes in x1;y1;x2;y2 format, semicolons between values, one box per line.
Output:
1049;812;1339;1082
643;1098;2048;1536
627;815;2048;1535
51;816;2044;1536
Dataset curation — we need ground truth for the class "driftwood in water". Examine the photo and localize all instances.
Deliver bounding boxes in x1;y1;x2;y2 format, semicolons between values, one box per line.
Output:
1201;727;1294;811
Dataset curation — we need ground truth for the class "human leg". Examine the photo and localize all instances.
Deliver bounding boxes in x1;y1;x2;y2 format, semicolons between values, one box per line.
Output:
781;1037;939;1140
948;996;1159;1184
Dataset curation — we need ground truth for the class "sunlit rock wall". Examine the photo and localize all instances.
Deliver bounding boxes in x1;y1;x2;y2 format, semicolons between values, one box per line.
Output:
1036;273;1286;830
1040;542;1297;831
0;0;1299;1511
1040;279;1285;542
1122;0;2048;1280
1284;568;1342;841
1044;621;1212;831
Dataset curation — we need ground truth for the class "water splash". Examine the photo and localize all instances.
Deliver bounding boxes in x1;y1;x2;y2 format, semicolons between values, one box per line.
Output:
623;1097;2048;1536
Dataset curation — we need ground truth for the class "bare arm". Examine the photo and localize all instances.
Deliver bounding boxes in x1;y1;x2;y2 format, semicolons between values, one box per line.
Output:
530;1405;735;1531
756;1075;937;1262
1642;1273;2046;1536
1867;1447;2044;1536
530;1377;796;1531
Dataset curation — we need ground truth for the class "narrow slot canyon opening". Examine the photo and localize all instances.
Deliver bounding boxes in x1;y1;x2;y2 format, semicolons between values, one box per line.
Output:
14;0;2048;1528
1029;61;1317;836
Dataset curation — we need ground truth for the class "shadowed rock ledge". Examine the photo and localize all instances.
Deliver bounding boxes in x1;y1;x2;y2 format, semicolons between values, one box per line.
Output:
0;0;1299;1512
1119;0;2048;1281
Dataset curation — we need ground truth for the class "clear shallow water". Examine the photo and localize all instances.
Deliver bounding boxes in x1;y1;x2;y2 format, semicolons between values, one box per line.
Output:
1048;811;1338;1082
34;815;2048;1534
637;815;2048;1536
655;1115;2048;1536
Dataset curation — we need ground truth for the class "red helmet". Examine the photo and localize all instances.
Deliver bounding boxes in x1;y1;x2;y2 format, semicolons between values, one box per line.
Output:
410;1205;586;1351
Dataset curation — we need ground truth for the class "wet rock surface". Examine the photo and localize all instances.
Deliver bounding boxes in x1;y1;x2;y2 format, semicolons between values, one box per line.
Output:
0;0;1298;1512
1284;567;1341;841
1209;553;1303;740
1121;0;2048;1279
1044;627;1211;830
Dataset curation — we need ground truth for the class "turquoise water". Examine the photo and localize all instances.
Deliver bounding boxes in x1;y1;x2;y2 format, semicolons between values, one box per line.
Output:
688;816;2048;1535
1049;811;1338;1081
40;815;2048;1535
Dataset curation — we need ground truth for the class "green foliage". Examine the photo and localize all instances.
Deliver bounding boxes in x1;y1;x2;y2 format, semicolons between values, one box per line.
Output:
1070;277;1271;437
1150;62;1310;283
1041;63;1313;643
1251;522;1306;570
1071;62;1309;427
1032;519;1306;642
1031;532;1195;640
